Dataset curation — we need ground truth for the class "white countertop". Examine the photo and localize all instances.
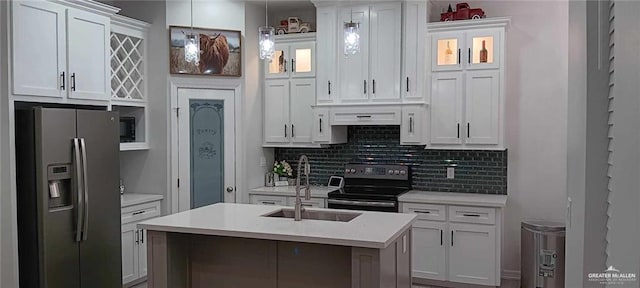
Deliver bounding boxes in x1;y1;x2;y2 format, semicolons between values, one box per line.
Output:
250;186;339;198
399;190;507;207
139;203;416;249
121;193;164;208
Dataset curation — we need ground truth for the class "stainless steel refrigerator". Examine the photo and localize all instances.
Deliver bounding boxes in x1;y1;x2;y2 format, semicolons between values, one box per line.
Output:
16;107;121;288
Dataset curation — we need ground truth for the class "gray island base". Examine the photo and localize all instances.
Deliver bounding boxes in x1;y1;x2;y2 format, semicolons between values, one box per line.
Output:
139;203;416;288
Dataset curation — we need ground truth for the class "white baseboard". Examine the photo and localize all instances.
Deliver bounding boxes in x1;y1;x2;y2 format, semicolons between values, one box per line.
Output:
502;269;521;280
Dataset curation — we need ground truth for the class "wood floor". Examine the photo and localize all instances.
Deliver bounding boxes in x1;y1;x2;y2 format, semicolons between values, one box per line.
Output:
131;279;521;288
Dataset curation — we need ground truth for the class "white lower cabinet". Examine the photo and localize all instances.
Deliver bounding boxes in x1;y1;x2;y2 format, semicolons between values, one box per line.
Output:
249;194;288;206
249;194;327;208
121;223;139;284
401;202;501;287
412;220;447;281
449;223;496;286
121;200;161;285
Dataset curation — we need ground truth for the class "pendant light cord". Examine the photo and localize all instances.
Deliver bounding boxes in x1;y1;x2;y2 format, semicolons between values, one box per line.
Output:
265;0;269;27
190;0;194;30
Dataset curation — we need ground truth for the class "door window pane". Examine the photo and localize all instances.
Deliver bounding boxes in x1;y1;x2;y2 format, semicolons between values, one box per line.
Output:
190;100;224;208
268;49;286;74
471;36;494;64
295;48;312;72
437;38;458;66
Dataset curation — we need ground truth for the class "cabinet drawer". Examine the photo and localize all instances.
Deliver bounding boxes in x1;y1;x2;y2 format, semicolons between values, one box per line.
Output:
402;203;446;221
250;195;288;206
121;201;161;224
330;106;401;126
286;197;326;208
448;205;495;225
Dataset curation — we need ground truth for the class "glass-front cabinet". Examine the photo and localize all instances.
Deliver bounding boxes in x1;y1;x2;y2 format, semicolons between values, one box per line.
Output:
466;29;500;70
431;29;500;71
265;41;315;79
266;44;290;79
431;32;464;71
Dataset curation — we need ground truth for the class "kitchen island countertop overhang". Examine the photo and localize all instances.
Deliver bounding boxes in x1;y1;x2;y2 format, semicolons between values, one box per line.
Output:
138;203;417;249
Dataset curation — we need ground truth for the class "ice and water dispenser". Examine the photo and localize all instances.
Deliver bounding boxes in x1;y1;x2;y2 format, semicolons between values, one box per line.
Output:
47;164;72;209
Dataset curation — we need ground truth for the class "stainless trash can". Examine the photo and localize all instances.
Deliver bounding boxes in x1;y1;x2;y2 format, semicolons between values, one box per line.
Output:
521;220;565;288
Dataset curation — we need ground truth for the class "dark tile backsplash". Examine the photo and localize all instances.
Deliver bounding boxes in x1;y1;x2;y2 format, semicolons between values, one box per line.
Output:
275;126;507;195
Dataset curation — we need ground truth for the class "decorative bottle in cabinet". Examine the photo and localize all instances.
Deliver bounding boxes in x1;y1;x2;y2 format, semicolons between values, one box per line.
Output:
480;40;488;63
445;41;453;64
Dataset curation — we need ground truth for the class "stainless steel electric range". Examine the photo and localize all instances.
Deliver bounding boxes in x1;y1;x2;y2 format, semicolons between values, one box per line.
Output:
327;164;411;212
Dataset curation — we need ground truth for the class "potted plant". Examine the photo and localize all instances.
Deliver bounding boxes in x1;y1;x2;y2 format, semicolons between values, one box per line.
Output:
273;161;295;185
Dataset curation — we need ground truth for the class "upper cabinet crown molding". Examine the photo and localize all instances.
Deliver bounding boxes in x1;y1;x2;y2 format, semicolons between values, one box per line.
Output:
51;0;120;17
427;17;511;32
111;14;151;33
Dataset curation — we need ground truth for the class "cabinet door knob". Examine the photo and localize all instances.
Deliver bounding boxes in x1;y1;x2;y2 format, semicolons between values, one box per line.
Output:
328;81;331;95
226;186;234;193
284;125;287;138
363;80;367;94
291;59;295;72
319;118;323;133
71;73;76;91
292;124;295;138
406;77;409;93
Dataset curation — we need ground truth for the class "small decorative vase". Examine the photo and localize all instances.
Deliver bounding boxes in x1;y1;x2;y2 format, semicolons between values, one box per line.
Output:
287;178;297;186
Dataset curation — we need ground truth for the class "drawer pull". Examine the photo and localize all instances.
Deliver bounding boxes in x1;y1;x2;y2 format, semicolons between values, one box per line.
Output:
301;204;313;207
462;213;481;217
262;201;276;205
414;210;431;214
356;115;372;119
132;211;146;216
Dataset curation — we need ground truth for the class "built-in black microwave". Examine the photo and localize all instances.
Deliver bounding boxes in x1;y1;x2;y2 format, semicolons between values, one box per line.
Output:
119;117;136;143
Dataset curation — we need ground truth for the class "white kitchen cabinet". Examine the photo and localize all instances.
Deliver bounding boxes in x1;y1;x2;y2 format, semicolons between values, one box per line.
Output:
67;9;110;101
400;200;503;287
465;70;500;145
121;199;161;285
286;196;326;208
11;1;66;99
449;223;497;286
369;3;402;102
263;79;316;146
315;6;337;104
427;18;509;150
312;107;348;144
264;80;290;144
402;1;427;102
11;0;116;102
138;228;147;278
249;194;288;206
401;105;425;145
338;3;401;104
430;72;463;145
412;220;447;281
266;40;315;79
339;5;370;102
290;79;315;143
121;222;139;284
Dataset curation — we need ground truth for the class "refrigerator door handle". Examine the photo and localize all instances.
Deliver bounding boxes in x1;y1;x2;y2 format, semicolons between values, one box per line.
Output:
80;138;89;241
73;138;84;242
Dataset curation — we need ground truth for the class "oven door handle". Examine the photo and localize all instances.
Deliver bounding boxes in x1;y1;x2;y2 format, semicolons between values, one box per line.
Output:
327;199;396;208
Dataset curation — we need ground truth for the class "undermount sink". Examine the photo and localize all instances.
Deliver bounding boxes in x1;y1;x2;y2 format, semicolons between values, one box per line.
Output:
263;209;361;222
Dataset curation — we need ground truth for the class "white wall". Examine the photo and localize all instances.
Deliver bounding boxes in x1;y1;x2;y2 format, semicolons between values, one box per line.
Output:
114;1;172;214
244;3;273;203
430;0;570;276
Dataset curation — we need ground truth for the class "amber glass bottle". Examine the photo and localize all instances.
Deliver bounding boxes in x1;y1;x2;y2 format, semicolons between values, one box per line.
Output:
480;40;488;63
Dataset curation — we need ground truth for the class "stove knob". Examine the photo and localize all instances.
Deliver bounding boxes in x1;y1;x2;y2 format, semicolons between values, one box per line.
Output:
345;168;350;174
400;170;406;175
388;170;394;175
350;169;356;173
394;170;400;175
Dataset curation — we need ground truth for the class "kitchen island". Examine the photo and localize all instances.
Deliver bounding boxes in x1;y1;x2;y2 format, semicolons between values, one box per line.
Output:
138;203;416;288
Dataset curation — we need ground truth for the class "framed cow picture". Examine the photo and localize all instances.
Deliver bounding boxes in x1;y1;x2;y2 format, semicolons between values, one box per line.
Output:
169;26;242;76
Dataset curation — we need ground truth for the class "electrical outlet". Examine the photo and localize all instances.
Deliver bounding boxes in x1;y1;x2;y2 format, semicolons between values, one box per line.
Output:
446;167;455;179
260;156;266;167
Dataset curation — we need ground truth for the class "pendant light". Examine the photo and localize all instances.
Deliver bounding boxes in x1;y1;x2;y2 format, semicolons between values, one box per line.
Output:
259;0;275;60
184;0;200;64
343;6;360;56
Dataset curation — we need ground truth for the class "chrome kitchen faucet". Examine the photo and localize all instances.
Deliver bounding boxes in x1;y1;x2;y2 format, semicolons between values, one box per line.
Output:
294;155;311;221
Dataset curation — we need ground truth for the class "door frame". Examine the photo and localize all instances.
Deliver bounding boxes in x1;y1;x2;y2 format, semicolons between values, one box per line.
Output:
169;79;242;214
